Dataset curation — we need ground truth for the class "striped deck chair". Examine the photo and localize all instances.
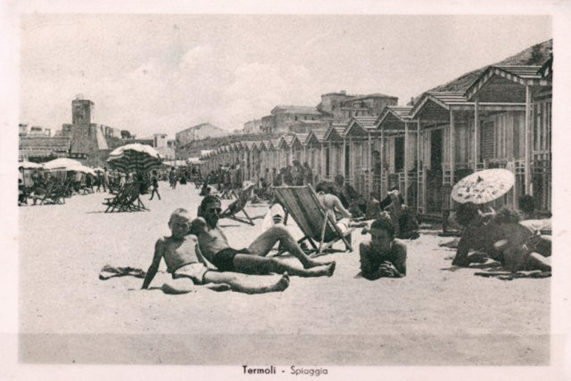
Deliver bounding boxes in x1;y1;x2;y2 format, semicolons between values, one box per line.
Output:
273;185;353;256
220;185;255;225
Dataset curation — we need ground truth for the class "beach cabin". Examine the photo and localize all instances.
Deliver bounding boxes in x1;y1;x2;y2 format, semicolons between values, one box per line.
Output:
375;106;418;207
410;91;479;215
277;135;295;169
291;133;309;165
250;141;262;183
322;124;346;181
305;128;328;182
343;116;380;196
464;62;552;212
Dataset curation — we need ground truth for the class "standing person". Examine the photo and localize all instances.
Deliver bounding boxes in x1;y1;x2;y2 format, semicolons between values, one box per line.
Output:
303;162;313;186
149;170;161;200
291;160;304;186
169;167;177;189
96;170;103;192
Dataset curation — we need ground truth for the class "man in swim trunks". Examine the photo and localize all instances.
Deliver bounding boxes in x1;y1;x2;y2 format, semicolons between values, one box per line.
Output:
190;196;336;278
142;208;290;294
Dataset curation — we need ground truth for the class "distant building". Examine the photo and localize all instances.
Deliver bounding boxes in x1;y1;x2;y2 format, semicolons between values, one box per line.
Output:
175;122;229;147
19;136;71;161
261;105;323;134
243;119;263;134
318;91;398;121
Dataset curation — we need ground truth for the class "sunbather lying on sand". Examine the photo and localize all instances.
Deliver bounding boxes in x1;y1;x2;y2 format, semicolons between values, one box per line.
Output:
189;195;336;278
359;216;407;279
452;205;551;272
141;208;290;294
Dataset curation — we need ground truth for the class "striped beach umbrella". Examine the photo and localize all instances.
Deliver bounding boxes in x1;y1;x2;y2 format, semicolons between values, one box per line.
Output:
107;143;162;173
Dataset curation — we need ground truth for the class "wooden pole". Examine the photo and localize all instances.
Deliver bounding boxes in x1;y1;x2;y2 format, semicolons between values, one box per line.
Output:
417;119;421;213
404;122;409;203
525;85;532;195
474;99;479;171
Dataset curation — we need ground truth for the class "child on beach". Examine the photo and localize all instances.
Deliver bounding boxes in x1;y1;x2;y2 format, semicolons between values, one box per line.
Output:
142;208;290;294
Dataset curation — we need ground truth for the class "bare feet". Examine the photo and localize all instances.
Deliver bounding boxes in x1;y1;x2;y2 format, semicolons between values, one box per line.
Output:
304;261;336;277
241;273;290;294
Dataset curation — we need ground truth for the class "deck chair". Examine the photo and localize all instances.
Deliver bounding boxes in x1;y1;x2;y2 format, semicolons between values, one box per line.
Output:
273;185;353;256
40;182;65;205
220;186;255;225
103;183;147;212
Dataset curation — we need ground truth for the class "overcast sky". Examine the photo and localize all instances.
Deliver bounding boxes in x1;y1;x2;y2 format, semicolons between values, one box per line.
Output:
20;14;551;138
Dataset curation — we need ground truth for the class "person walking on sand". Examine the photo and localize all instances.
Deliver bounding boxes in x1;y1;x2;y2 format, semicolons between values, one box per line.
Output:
149;170;161;200
190;195;336;278
142;208;290;294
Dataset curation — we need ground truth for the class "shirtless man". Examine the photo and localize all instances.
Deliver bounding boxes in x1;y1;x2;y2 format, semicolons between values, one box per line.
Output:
142;208;290;294
190;196;336;277
359;216;407;280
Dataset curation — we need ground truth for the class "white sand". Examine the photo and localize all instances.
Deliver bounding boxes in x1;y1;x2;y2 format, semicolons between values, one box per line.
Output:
19;182;550;365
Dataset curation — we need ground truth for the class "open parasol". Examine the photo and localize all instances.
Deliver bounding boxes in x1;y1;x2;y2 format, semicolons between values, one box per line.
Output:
107;143;162;173
42;158;84;171
18;161;43;170
451;168;515;204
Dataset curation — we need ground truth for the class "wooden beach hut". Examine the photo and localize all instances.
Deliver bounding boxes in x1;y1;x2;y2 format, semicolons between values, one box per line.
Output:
464;62;552;212
305;128;328;182
375;106;417;206
322;124;346;181
410;91;479;215
277;135;295;168
343;116;380;196
291;133;309;165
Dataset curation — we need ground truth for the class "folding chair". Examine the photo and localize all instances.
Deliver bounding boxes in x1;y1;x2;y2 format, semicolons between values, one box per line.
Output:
220;186;255;225
273;185;353;256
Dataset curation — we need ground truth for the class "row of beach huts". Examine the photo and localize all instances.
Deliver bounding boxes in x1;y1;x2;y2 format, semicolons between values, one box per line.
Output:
199;57;553;217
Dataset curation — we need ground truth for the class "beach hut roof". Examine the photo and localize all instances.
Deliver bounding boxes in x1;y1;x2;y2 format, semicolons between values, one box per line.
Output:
345;116;380;136
410;91;472;120
538;56;552;79
277;135;295;149
376;106;414;133
464;65;548;102
305;128;328;145
323;125;346;142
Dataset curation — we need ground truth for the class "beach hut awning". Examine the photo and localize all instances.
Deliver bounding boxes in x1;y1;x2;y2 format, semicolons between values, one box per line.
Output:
376;106;413;133
186;157;201;164
464;65;549;102
410;91;475;121
18;160;44;169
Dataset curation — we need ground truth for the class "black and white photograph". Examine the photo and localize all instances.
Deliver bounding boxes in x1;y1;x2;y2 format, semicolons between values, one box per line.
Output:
2;1;570;380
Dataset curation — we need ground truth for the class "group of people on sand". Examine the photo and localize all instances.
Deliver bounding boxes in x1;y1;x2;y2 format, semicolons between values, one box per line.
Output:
142;171;551;295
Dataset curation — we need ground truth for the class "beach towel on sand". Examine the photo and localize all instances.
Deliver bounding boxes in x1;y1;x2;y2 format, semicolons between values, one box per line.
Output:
474;270;551;281
99;265;146;280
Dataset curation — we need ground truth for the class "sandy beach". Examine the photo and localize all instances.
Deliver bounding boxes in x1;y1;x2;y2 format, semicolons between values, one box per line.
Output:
18;182;550;365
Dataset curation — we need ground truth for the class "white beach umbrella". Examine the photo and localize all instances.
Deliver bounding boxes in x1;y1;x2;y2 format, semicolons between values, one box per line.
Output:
451;169;515;204
43;158;83;171
18;161;43;169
